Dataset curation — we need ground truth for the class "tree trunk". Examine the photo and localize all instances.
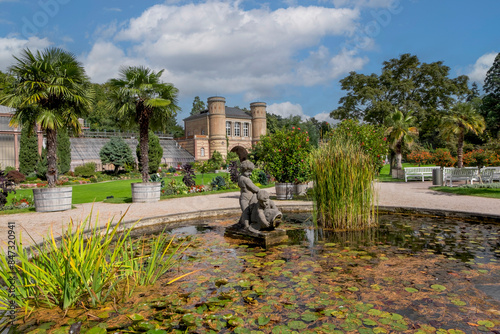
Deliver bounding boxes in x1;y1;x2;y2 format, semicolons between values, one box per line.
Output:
457;129;464;168
395;141;403;170
46;128;58;188
139;114;150;183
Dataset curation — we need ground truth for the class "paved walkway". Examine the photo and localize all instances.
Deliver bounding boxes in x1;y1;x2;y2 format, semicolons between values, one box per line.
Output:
1;181;499;250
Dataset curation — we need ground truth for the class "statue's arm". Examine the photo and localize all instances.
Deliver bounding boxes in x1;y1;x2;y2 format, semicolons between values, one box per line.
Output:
243;177;260;193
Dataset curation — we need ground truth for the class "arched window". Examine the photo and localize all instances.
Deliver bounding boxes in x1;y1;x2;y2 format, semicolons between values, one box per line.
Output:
200;147;205;157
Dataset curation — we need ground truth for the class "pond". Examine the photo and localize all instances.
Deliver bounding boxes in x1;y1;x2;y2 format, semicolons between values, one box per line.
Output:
12;213;500;333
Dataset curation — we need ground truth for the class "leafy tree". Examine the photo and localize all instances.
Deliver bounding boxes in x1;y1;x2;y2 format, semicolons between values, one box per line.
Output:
1;48;93;187
137;131;163;174
191;96;206;115
19;126;39;175
100;136;135;175
440;102;485;168
85;82;120;131
226;151;239;165
331;53;470;147
108;66;179;183
481;53;500;138
209;150;224;169
57;128;71;174
384;109;418;170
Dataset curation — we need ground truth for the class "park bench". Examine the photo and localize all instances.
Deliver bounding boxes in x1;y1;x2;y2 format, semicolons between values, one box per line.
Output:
482;167;500;182
404;166;439;182
445;168;479;186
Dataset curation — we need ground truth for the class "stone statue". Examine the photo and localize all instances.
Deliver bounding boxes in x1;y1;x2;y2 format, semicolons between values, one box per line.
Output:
235;160;282;233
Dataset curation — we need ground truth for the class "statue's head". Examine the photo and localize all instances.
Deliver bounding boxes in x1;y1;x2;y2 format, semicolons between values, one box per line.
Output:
240;160;255;176
257;189;270;208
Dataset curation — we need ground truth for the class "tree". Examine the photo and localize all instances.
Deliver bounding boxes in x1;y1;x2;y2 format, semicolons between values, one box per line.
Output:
0;48;93;187
331;53;470;147
19;126;39;175
191;96;206;116
440;102;485;168
481;53;500;138
209;150;224;169
57;128;71;174
137;131;163;174
100;136;135;175
384;109;418;171
108;66;180;183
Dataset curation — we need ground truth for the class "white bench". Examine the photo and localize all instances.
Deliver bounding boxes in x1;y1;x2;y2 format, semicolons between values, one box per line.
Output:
482;167;500;182
445;168;479;186
404;167;439;182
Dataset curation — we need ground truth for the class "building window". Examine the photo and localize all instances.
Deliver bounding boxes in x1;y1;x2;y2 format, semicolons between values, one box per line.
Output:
226;121;231;136
234;122;241;137
200;147;205;157
201;129;205;135
243;123;249;137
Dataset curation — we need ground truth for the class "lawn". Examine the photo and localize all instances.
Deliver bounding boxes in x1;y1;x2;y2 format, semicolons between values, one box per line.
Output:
430;185;500;199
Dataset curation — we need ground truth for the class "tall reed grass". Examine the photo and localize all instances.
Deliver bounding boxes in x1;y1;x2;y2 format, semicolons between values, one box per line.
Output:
310;137;377;230
0;212;195;321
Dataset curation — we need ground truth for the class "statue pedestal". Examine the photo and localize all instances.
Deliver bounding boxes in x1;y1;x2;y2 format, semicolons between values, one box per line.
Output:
224;224;288;248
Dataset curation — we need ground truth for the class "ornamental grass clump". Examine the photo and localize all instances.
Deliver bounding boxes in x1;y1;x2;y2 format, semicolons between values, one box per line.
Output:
0;212;194;320
310;138;377;230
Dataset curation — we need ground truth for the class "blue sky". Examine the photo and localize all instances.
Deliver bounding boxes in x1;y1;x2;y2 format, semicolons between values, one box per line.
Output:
0;0;499;125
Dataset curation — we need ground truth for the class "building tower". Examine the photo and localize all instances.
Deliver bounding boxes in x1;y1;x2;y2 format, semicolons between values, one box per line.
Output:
250;102;267;146
208;96;227;158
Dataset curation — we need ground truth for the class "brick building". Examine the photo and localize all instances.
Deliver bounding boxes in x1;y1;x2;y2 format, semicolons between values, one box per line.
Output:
177;96;267;161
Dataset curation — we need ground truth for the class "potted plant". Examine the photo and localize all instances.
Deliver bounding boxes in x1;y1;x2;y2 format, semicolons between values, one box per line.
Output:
255;127;312;199
108;66;180;203
1;48;93;212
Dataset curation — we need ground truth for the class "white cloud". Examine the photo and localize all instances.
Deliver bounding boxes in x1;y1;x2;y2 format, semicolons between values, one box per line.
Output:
313;111;339;125
82;41;141;83
83;1;367;98
466;52;497;84
267;102;308;120
0;36;51;71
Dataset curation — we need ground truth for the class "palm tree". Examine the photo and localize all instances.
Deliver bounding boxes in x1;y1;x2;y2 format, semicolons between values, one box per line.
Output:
441;102;485;168
384;109;418;171
108;66;180;183
1;48;92;187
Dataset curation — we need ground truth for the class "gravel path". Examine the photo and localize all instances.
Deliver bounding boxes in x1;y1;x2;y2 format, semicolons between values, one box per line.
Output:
1;181;499;250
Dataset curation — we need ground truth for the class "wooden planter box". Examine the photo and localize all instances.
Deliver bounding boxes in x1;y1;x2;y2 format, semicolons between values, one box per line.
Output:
33;187;72;212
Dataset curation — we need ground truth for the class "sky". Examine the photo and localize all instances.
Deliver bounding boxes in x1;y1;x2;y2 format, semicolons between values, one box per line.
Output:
0;0;499;125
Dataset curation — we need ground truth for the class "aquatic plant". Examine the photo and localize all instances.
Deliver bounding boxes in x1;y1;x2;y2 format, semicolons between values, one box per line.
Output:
0;211;195;320
310;137;377;230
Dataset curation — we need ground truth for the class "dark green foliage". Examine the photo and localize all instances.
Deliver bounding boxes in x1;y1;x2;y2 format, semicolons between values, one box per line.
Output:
228;161;240;184
191;96;206;115
137;131;163;174
100;136;135;174
210;175;226;190
209;150;224;169
74;162;96;178
182;163;195;187
57;128;71;175
6;170;26;184
256;170;268;185
0;170;15;209
266;113;324;147
166;166;177;173
482;53;500;138
226;151;239;164
19;126;39;175
331;53;470;148
36;149;48;180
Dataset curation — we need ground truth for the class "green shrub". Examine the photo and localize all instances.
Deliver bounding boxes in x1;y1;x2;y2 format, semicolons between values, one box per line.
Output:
100;136;135;174
211;175;226;190
19;127;39;175
162;178;189;195
74;162;97;178
432;148;457;167
0;170;15;209
250;168;268;185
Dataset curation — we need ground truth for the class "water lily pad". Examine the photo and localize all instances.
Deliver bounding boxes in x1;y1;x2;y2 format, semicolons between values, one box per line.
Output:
258;316;271;326
363;319;378;326
255;252;267;257
477;320;495;328
86;327;107;334
145;330;168;334
127;314;145;322
272;325;291;334
405;288;418;293
288;320;307;330
301;311;318;322
431;284;447;292
348;286;359;292
451;299;466;306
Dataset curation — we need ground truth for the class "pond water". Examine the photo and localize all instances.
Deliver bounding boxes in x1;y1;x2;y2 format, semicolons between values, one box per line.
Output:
14;213;500;333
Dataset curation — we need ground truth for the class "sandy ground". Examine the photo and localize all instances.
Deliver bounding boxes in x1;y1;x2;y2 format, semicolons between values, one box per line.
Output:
1;181;499;251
